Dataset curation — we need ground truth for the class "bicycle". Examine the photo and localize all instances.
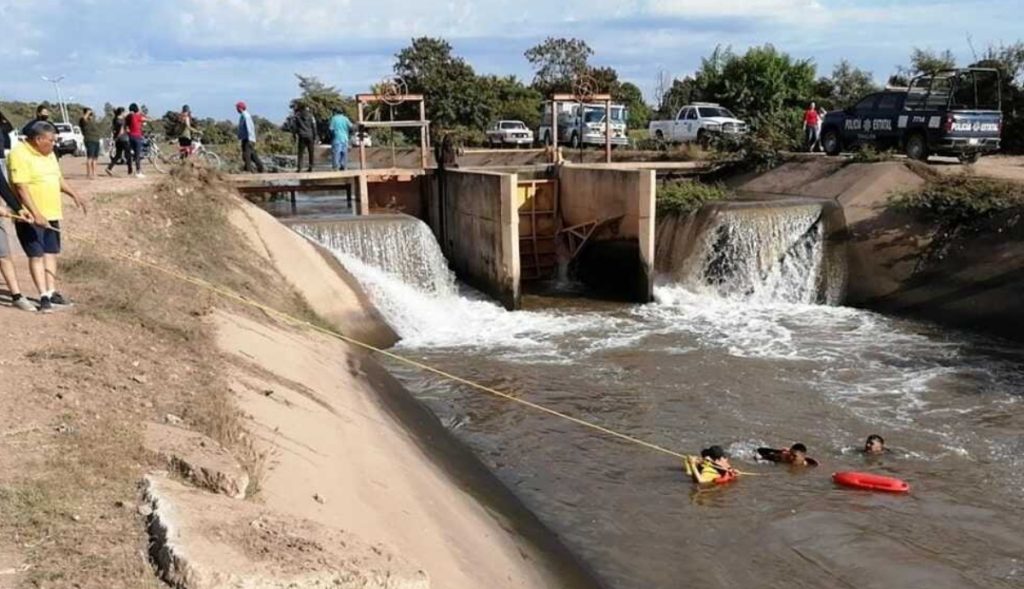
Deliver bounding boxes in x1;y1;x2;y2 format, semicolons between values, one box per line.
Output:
168;131;222;171
106;131;222;173
105;133;166;173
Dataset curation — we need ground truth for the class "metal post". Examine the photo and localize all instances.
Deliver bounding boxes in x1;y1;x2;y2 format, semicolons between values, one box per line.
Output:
551;101;558;164
419;100;428;169
605;98;612;164
357;101;366;171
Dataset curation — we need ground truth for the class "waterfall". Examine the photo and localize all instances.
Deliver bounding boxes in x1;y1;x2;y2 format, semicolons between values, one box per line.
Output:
291;215;457;297
292;215;598;351
657;200;847;305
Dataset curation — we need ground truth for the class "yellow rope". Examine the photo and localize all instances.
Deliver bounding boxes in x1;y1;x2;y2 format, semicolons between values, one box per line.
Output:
82;239;689;460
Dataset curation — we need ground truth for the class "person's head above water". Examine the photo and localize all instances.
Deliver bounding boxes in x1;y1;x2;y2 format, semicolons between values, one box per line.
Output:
788;443;810;465
704;445;732;468
864;434;885;454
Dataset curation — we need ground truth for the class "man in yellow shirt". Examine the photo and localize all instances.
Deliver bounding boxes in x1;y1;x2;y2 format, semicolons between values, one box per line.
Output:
8;121;87;313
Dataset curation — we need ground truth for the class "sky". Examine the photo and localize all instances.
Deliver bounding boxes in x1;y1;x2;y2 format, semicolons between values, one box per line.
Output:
1;0;1020;123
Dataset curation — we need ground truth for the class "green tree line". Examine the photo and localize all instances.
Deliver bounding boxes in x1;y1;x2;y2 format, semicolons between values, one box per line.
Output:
5;38;1023;153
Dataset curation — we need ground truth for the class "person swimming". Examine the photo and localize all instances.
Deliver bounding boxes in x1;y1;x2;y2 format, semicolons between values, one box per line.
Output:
863;434;886;455
756;443;819;467
685;445;738;485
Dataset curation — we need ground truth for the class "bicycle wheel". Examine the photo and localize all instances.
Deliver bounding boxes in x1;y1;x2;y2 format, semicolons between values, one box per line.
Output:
199;150;222;170
149;145;168;173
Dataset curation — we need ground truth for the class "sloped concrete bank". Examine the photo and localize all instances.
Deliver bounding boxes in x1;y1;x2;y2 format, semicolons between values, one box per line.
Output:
144;196;604;588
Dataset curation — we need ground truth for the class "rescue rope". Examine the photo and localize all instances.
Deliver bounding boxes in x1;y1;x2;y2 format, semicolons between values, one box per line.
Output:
77;236;691;461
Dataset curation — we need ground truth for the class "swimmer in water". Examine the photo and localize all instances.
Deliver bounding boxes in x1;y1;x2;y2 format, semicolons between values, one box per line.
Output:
863;434;886;455
756;443;819;466
685;445;737;484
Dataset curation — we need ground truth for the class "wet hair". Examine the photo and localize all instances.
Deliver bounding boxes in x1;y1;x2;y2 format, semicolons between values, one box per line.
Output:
705;445;728;460
790;443;807;454
865;434;885;447
25;121;56;139
129;103;139;113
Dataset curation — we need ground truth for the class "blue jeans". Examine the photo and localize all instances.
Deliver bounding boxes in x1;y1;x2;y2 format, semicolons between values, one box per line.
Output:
331;143;348;170
129;136;145;173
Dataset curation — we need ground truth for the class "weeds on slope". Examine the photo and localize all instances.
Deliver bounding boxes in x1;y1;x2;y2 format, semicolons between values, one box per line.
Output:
656;179;732;216
889;172;1024;225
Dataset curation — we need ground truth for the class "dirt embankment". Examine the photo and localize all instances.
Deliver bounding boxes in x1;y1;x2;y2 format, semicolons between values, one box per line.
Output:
740;159;1024;340
0;162;600;588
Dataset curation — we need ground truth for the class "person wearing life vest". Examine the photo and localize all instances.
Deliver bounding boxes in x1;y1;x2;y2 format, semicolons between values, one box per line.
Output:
685;445;737;485
756;443;819;467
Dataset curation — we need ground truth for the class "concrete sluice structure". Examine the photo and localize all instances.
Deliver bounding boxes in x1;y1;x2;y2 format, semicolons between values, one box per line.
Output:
256;164;658;309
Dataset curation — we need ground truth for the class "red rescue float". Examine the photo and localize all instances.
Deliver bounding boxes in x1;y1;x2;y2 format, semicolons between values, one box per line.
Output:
832;471;909;493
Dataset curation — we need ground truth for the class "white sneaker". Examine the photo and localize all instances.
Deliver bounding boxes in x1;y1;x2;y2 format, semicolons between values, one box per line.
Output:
135;173;146;178
12;297;37;312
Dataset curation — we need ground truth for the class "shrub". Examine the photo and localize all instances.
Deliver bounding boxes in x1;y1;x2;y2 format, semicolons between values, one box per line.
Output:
889;173;1024;224
657;179;731;216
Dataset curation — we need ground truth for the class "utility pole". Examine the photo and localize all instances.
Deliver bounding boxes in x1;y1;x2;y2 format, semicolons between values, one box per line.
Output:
41;75;69;123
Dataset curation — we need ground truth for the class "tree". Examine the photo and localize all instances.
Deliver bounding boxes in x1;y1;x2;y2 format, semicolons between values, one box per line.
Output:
693;45;816;122
890;48;958;86
656;77;698;118
614;82;651;130
819;60;879;108
524;37;594;96
289;74;353;142
394;37;488;133
477;75;544;129
910;48;957;74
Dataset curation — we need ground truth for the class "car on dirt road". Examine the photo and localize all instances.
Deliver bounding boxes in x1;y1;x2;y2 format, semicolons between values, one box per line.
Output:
820;68;1002;163
53;122;85;158
486;120;534;147
648;103;748;146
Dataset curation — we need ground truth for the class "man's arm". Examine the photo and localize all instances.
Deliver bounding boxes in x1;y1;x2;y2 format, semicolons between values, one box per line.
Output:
13;183;47;226
60;178;87;215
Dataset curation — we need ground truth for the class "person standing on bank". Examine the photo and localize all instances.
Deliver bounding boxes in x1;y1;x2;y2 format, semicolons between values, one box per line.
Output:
105;107;131;176
328;107;352;171
236;101;265;173
124;103;146;178
79;108;102;179
21;105;52;136
178;105;195;158
7;121;88;312
293;104;317;173
803;102;820;152
0;157;36;312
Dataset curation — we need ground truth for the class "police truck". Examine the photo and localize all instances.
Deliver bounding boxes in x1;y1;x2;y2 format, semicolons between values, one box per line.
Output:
820;68;1002;163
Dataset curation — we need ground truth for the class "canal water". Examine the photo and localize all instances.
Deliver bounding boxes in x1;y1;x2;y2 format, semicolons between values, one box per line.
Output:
294;213;1024;589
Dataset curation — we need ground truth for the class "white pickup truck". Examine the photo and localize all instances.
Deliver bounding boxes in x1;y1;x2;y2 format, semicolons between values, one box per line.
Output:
648;103;747;145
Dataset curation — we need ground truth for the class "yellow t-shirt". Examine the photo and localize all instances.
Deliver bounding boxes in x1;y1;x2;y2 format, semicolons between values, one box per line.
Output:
7;141;63;221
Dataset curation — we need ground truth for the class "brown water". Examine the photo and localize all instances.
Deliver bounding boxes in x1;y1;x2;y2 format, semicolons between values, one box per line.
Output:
297;215;1024;589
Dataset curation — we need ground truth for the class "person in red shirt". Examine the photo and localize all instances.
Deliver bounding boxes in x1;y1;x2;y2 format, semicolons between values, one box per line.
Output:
125;103;147;178
803;102;820;152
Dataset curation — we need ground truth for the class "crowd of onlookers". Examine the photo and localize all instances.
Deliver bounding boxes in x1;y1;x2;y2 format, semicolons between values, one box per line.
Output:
0;96;359;314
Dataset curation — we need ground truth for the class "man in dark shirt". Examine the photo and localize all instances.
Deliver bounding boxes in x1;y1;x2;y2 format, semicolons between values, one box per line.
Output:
21;105;51;136
292;104;317;172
